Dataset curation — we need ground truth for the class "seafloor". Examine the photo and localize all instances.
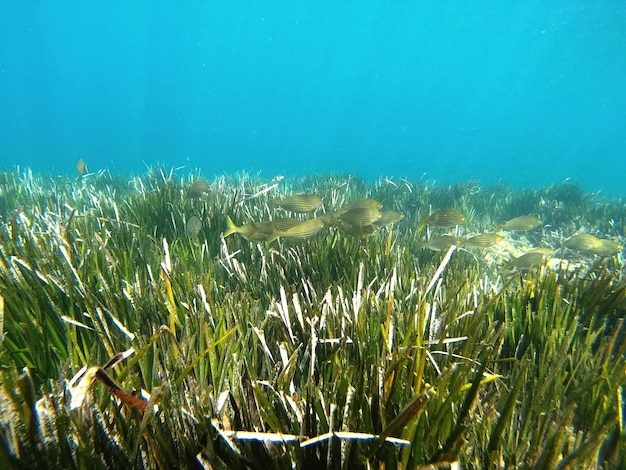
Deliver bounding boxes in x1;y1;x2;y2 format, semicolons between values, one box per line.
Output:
0;167;624;469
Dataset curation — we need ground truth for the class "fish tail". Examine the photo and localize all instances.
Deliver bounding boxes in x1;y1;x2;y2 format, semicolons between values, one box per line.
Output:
224;215;238;238
417;216;427;233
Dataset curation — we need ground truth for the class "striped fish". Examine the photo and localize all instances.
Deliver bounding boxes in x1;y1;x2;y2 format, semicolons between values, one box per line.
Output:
464;232;504;248
185;215;202;238
273;194;322;213
187;179;211;198
269;218;325;242
418;208;466;231
338;207;382;228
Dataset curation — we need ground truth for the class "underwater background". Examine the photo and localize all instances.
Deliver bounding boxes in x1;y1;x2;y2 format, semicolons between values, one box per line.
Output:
1;1;625;194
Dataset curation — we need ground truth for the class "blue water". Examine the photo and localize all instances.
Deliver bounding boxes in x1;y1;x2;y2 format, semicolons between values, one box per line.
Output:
1;2;625;194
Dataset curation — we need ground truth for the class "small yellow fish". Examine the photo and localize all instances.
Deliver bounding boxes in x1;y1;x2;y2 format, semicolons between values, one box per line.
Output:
272;217;303;232
464;232;505;248
185;215;202;238
497;215;542;231
505;251;548;270
337;207;382;228
529;247;554;256
420;235;465;251
374;210;405;227
187;179;211;198
223;216;258;239
318;211;340;227
337;198;383;214
418;209;466;232
250;218;303;241
339;222;378;238
249;221;278;241
269;218;325;242
589;239;623;256
75;158;88;176
273;194;323;213
563;233;603;252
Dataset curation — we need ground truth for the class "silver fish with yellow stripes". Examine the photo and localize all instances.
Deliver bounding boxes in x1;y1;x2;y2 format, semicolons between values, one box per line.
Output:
273;194;323;213
497;215;542;231
336;198;383;214
419;235;465;251
589;239;623;256
250;218;303;242
249;221;277;241
464;232;505;248
505;248;553;270
337;207;382;228
563;233;603;252
185;215;202;238
268;218;325;242
75;158;88;176
374;210;405;227
317;211;340;227
187;179;211;198
272;217;303;231
339;222;378;238
418;208;466;232
224;216;259;240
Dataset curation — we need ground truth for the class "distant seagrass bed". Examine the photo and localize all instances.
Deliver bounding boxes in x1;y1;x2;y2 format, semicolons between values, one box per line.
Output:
0;167;624;469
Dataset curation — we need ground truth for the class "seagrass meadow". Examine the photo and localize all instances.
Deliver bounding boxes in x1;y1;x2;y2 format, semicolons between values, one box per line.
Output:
0;167;625;469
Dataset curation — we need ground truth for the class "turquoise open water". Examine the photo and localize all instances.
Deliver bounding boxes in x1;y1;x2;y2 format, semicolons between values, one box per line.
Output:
1;1;625;194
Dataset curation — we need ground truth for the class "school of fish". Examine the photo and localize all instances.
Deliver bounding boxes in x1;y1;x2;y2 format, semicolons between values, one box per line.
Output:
181;180;624;272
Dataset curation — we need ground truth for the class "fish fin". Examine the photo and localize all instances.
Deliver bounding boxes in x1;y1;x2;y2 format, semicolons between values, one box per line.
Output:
266;231;282;243
223;215;238;238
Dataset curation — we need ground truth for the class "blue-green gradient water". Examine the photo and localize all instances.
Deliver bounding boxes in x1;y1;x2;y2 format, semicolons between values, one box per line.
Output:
2;2;625;194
